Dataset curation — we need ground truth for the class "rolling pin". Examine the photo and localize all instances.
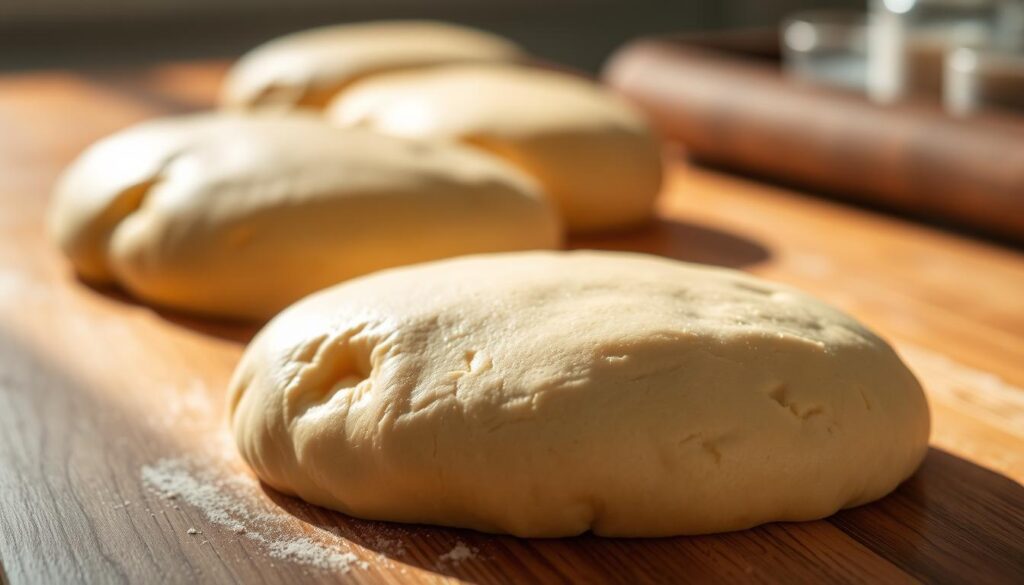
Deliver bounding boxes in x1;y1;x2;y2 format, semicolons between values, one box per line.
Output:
603;35;1024;243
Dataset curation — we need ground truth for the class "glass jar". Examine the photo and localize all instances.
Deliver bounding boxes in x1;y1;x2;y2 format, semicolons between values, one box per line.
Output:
781;10;870;92
868;0;1024;103
945;46;1024;114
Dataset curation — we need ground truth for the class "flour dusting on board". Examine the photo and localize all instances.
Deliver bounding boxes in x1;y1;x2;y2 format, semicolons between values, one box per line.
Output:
141;457;368;572
439;541;477;564
158;378;213;425
898;343;1024;428
0;270;49;303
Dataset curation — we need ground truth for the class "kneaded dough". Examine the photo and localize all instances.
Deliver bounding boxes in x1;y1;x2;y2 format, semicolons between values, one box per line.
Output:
220;21;524;109
327;65;663;233
48;113;558;320
229;250;930;537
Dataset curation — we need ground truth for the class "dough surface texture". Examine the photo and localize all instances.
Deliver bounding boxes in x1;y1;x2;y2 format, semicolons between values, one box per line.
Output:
49;113;558;320
327;65;663;233
220;21;524;109
229;251;930;537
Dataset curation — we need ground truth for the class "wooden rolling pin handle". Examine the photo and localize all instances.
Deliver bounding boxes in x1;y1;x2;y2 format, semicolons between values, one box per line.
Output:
603;38;1024;243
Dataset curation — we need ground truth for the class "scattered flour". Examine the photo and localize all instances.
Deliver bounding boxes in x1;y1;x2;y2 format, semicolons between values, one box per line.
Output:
264;539;366;571
157;378;213;428
898;343;1024;428
0;270;48;302
141;457;367;573
439;541;477;564
369;536;406;557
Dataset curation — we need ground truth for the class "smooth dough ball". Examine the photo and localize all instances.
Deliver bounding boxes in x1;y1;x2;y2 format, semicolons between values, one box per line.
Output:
48;113;559;320
327;65;663;233
228;250;930;537
220;21;524;110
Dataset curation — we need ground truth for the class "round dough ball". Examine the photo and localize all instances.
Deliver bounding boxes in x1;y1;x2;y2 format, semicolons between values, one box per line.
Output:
221;21;524;110
327;65;663;233
229;250;929;537
49;113;559;320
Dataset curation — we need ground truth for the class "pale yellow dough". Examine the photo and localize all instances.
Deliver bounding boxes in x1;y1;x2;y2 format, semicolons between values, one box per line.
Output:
327;65;663;233
48;113;558;320
220;21;524;109
229;251;930;537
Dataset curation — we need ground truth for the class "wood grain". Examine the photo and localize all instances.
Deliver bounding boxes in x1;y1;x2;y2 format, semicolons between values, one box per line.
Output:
0;61;1022;584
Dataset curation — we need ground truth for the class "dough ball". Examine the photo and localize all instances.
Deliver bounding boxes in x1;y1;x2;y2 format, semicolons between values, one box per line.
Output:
221;21;524;110
327;65;663;233
229;251;929;537
49;113;559;320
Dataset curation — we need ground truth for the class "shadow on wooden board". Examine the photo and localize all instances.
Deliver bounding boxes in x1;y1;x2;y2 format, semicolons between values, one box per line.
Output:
830;448;1024;582
265;447;1024;584
570;217;771;269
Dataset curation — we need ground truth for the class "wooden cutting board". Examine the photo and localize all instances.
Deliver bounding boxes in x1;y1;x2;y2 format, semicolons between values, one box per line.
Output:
0;60;1021;585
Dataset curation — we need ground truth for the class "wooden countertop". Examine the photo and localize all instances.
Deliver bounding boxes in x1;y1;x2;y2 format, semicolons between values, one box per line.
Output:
0;61;1021;584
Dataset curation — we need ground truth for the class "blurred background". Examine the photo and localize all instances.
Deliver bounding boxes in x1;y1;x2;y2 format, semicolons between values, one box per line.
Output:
4;0;1022;241
0;0;858;71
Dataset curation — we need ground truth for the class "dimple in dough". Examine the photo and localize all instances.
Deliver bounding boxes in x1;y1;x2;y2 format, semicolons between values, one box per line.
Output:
229;250;930;537
327;65;664;233
48;113;559;320
220;21;525;110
